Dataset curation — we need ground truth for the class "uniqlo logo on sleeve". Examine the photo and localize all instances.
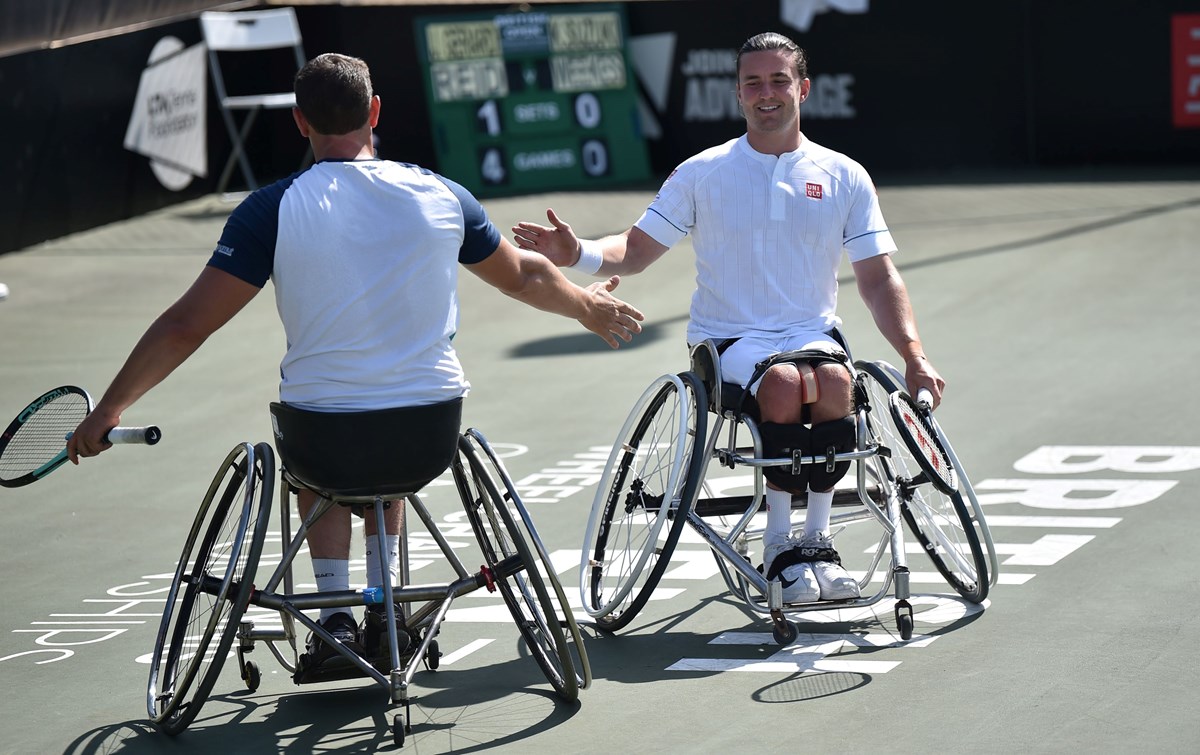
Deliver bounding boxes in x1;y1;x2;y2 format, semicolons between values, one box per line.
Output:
1172;14;1200;128
805;182;823;199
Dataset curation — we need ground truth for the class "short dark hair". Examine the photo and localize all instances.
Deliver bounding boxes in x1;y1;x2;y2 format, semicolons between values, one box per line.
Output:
293;53;374;135
736;32;808;79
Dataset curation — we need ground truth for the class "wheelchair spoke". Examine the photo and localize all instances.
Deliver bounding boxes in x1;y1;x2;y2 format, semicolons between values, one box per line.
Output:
579;373;706;631
856;361;988;603
458;431;583;700
148;442;274;734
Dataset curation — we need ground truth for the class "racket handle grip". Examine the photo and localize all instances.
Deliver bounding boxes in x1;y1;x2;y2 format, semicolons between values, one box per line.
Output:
916;388;934;411
105;426;162;446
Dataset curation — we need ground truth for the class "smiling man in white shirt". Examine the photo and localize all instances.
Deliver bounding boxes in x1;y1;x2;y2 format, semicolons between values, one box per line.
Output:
512;31;944;605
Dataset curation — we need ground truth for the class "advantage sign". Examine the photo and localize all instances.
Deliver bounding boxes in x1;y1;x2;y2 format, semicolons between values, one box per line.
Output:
415;4;650;196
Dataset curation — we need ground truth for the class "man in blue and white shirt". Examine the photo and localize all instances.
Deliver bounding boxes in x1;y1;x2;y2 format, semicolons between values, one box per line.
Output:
70;53;644;660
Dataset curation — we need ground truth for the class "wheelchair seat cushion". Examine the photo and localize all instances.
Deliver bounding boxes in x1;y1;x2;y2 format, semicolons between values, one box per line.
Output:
269;398;462;498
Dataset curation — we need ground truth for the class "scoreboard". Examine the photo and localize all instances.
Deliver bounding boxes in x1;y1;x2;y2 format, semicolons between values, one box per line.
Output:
414;4;650;197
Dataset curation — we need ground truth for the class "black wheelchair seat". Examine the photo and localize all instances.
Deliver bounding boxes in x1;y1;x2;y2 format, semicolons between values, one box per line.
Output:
269;398;462;498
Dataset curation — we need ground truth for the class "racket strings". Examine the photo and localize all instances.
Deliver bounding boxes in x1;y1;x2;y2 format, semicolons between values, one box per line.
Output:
0;394;90;478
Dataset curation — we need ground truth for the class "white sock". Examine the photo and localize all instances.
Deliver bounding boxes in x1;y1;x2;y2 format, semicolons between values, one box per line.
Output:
764;487;794;550
312;558;350;623
364;533;400;589
803;487;835;539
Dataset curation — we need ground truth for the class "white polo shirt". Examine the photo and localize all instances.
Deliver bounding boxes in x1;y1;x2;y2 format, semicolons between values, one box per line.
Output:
635;134;896;343
208;159;500;411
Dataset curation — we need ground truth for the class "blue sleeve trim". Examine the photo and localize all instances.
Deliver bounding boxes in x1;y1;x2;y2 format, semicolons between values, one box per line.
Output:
206;174;297;287
645;207;687;235
844;228;890;244
433;173;501;264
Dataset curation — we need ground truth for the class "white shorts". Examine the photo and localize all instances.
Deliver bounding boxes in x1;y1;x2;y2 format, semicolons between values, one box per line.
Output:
716;332;846;396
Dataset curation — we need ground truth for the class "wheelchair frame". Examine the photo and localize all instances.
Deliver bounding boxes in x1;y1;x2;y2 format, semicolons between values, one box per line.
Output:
579;338;998;644
146;427;590;747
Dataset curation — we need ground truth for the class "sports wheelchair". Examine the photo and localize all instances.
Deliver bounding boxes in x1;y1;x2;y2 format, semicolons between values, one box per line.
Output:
579;336;998;644
146;399;590;747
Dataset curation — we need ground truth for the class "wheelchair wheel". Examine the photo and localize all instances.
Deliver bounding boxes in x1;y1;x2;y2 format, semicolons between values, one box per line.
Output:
147;442;274;734
580;372;706;632
856;362;988;603
454;435;579;702
464;429;592;691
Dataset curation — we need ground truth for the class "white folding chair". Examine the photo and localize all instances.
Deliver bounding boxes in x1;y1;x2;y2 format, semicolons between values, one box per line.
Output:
199;8;308;194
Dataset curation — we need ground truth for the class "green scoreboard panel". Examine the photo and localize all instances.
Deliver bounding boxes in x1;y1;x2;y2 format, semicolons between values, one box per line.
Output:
414;4;650;197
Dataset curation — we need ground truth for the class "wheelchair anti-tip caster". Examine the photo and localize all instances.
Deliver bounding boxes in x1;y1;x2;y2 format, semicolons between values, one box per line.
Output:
242;660;261;692
393;714;405;747
771;613;798;646
894;599;914;641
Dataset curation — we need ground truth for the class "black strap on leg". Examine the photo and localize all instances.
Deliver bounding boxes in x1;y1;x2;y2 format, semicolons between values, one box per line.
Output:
740;348;850;418
765;541;843;581
759;421;811;494
808;416;856;491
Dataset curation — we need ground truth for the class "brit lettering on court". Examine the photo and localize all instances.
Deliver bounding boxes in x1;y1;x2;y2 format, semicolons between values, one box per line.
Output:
5;444;1195;675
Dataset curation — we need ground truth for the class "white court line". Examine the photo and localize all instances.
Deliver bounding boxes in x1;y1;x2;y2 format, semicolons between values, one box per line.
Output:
28;620;146;625
666;630;930;673
985;515;1120;528
710;631;937;648
438;638;493;666
667;657;902;673
853;568;1033;585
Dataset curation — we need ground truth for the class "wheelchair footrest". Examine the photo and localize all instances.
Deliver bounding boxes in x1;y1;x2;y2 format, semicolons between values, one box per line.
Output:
753;594;862;612
293;649;415;685
293;653;375;685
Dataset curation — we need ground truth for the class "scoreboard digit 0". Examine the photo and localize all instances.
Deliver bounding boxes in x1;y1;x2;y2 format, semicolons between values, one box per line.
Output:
415;4;650;196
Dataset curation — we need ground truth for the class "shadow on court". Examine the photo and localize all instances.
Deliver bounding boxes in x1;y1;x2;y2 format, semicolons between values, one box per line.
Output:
61;654;583;754
507;313;688;358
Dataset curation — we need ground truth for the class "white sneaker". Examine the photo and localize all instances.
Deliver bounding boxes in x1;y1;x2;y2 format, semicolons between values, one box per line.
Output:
762;539;820;604
0;282;8;301
798;533;860;601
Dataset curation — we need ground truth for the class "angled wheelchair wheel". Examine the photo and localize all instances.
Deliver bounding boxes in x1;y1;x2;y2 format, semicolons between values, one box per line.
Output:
580;372;707;632
147;442;274;734
856;362;988;603
455;434;579;702
463;428;592;692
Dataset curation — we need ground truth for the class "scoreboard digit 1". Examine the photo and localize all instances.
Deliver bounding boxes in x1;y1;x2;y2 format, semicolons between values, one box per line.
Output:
415;4;650;196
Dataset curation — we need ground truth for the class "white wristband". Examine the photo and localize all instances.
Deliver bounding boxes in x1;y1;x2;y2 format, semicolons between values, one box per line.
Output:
569;238;603;276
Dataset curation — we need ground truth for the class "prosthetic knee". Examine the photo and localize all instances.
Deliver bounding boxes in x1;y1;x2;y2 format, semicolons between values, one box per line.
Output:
759;416;856;494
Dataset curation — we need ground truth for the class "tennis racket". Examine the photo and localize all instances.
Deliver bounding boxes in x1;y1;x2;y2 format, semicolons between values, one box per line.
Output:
0;385;161;489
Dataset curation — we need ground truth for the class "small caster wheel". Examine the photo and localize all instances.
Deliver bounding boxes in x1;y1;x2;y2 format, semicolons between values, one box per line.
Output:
772;620;798;646
426;639;440;671
895;600;914;641
242;660;261;692
393;714;405;747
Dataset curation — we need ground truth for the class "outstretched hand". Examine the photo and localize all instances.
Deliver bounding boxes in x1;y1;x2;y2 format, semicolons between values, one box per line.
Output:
580;275;644;349
512;208;581;267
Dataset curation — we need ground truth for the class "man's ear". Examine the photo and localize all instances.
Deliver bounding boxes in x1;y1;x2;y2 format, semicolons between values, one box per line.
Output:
292;106;311;137
368;95;381;128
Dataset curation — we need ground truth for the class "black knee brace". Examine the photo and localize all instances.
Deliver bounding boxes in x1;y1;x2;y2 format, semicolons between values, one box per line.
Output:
809;416;856;491
759;422;811;494
759;416;856;494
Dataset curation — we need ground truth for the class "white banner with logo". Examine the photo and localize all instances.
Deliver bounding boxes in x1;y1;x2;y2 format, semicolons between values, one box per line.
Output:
124;37;207;190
